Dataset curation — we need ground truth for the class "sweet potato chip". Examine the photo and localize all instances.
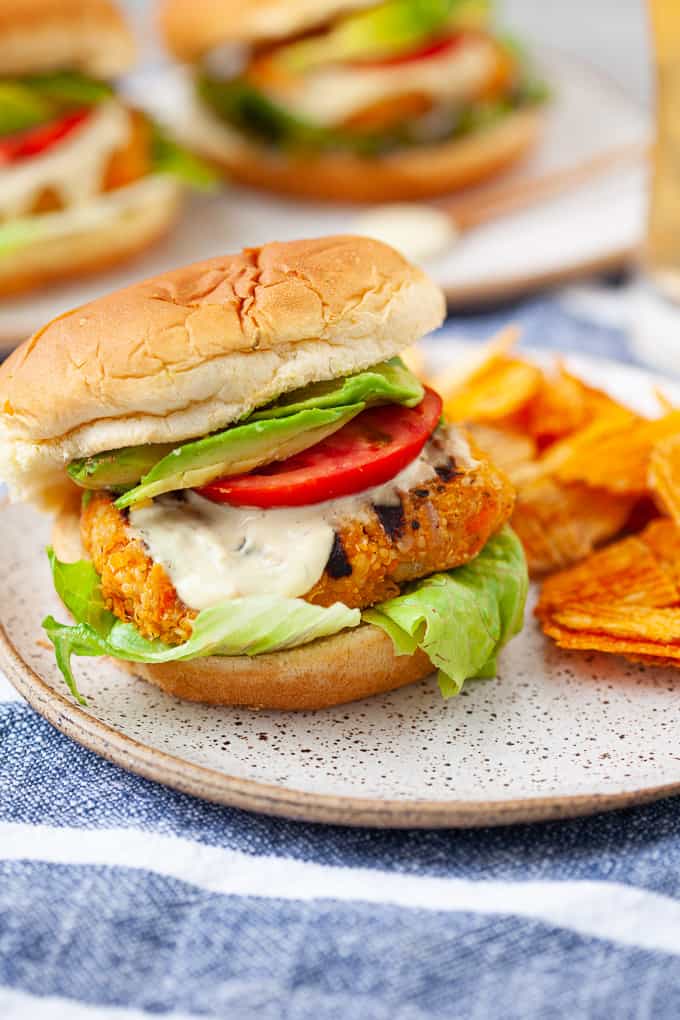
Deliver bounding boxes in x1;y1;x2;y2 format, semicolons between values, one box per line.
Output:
467;423;536;483
553;411;680;494
649;433;680;527
512;478;635;577
536;532;680;617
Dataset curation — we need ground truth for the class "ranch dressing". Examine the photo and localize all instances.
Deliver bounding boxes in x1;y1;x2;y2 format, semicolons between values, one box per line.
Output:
128;445;448;610
0;101;132;221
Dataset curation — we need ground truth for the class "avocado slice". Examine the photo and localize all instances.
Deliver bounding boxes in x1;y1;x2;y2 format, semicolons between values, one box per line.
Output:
114;404;364;509
67;359;423;500
250;358;424;419
0;82;53;137
277;0;470;74
18;71;113;107
0;73;113;138
68;443;179;492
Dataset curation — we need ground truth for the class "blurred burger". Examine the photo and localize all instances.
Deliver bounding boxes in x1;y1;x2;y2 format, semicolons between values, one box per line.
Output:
0;0;215;297
0;236;527;709
159;0;548;203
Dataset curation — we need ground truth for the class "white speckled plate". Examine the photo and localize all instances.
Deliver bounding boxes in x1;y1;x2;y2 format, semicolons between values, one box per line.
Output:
2;349;680;828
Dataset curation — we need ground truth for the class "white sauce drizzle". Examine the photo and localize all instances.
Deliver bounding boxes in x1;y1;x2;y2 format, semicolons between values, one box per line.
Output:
264;38;494;127
128;428;475;611
0;101;132;221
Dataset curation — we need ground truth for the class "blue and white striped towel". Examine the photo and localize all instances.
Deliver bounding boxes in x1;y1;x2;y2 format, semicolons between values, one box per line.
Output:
2;289;679;1020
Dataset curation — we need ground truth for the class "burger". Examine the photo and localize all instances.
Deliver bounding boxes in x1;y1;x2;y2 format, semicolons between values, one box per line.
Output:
159;0;548;203
0;236;527;709
0;0;215;298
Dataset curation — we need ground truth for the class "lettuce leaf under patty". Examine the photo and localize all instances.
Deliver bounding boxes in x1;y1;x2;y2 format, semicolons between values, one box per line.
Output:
43;549;361;705
43;527;527;704
364;526;528;696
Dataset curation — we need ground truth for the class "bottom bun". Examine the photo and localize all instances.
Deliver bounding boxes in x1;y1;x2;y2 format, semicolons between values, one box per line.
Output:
52;505;433;711
197;107;543;203
118;627;433;710
0;175;182;299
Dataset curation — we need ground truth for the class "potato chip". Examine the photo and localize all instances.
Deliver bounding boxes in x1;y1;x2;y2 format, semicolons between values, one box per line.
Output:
511;478;635;577
552;602;680;644
649;432;680;527
536;531;680;617
640;517;680;587
524;365;630;447
553;411;680;494
654;388;676;415
467;423;537;483
444;358;543;423
541;614;680;663
431;325;519;397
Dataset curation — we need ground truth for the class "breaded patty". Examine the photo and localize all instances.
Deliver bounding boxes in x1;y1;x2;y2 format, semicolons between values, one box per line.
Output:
81;443;514;645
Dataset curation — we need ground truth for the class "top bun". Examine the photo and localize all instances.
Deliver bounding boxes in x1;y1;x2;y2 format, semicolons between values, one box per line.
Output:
160;0;374;62
0;236;445;509
0;0;135;77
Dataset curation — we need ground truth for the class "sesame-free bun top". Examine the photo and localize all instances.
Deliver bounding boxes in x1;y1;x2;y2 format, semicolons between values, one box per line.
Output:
0;236;445;508
160;0;374;62
0;0;136;77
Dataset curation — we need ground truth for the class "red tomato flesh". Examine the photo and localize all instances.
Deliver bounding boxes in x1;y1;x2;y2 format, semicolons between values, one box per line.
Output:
198;387;443;508
353;32;465;69
0;109;91;166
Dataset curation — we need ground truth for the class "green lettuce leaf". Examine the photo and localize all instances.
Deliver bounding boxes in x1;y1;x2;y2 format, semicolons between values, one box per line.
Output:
44;527;527;705
43;548;361;705
363;527;528;697
151;124;219;190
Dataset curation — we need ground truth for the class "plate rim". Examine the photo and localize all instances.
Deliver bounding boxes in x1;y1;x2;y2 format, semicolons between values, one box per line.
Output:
3;348;680;830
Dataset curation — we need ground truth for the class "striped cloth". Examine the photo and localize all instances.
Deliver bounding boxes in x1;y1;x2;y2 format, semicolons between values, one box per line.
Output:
2;286;680;1020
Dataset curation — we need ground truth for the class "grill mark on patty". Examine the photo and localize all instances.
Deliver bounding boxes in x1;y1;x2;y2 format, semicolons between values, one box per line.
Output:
325;532;353;579
373;500;405;541
434;457;457;482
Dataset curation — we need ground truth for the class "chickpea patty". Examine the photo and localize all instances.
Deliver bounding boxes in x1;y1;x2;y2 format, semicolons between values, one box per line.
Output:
81;443;514;645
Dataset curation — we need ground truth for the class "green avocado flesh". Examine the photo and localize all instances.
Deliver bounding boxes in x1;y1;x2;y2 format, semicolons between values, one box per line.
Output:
278;0;477;73
113;404;363;509
67;359;424;504
0;72;113;137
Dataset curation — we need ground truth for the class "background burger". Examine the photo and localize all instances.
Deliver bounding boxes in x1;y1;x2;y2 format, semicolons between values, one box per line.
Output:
0;0;215;298
159;0;548;203
0;236;527;709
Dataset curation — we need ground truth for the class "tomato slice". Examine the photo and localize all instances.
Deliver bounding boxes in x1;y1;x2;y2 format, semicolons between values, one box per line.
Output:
353;32;465;69
198;388;443;508
0;109;92;166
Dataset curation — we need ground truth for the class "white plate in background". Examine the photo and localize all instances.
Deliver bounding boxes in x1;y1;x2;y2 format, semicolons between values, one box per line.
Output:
0;51;649;350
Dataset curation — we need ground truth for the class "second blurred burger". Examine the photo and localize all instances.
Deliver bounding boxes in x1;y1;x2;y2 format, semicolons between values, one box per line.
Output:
0;0;215;298
160;0;548;203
